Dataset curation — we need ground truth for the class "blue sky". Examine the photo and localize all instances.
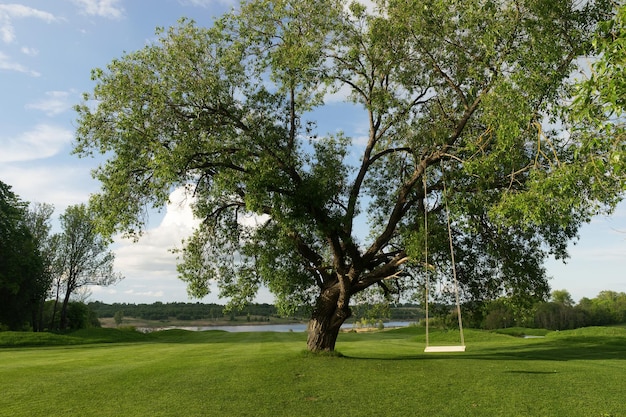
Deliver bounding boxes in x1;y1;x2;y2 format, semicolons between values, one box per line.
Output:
1;0;624;306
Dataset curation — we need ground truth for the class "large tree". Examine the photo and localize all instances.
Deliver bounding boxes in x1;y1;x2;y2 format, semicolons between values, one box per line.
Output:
74;0;624;351
0;181;46;330
54;204;122;330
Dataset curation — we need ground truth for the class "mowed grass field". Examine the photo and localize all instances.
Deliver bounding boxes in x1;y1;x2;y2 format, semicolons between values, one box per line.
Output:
1;326;625;417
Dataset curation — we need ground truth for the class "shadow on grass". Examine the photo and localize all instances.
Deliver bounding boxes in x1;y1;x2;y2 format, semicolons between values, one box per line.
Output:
469;336;626;361
341;335;626;362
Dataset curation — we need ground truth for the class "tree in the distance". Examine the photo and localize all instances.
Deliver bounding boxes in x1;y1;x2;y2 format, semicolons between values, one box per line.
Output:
54;204;122;330
0;181;46;330
74;0;624;351
23;203;56;331
550;289;575;307
113;310;124;327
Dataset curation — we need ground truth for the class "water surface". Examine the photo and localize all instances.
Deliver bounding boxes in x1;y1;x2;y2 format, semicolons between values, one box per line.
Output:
142;321;415;333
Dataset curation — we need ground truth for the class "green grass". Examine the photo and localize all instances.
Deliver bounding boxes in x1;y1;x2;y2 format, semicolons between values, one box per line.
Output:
1;326;625;417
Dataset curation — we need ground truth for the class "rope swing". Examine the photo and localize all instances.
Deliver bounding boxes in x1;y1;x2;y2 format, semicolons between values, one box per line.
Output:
423;165;465;353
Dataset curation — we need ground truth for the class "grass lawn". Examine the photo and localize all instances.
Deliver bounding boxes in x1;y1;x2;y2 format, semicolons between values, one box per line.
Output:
1;326;624;417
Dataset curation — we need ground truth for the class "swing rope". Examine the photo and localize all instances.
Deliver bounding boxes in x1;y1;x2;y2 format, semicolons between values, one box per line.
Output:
443;170;465;347
423;165;465;352
424;173;430;347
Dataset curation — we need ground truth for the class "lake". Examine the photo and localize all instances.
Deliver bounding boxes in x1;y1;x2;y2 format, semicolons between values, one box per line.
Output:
141;321;416;333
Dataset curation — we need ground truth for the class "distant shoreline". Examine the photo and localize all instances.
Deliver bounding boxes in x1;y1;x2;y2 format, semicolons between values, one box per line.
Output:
99;316;306;329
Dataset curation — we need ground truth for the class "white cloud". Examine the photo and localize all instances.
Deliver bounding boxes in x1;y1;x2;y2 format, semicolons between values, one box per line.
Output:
26;90;73;116
90;285;169;300
0;163;96;210
0;21;14;43
113;187;200;282
0;124;73;163
324;83;354;104
20;46;38;56
106;187;205;302
0;51;40;76
0;4;57;21
0;4;58;43
569;245;626;262
0;5;57;76
126;289;165;298
160;187;201;231
238;212;270;228
70;0;125;19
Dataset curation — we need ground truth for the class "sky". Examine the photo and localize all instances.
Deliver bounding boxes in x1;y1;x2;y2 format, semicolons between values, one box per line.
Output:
1;0;625;306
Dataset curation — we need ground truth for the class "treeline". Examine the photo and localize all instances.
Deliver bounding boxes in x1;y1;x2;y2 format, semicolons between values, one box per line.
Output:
89;301;284;321
88;301;424;323
464;290;626;331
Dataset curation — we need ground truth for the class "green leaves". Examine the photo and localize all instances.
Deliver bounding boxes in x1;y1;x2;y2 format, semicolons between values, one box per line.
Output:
571;3;626;191
0;181;46;330
74;0;621;316
56;204;122;289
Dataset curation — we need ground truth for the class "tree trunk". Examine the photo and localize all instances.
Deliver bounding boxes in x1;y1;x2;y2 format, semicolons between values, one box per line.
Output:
59;290;71;331
37;298;45;332
306;286;351;352
50;278;61;330
30;301;38;332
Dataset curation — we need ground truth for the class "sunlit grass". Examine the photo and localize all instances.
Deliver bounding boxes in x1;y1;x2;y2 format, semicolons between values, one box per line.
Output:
1;326;625;416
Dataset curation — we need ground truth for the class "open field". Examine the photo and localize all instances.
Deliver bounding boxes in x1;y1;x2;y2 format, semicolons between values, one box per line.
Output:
1;326;625;416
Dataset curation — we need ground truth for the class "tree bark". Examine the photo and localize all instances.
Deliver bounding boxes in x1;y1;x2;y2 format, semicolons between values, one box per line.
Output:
59;290;71;330
50;280;61;330
306;286;351;352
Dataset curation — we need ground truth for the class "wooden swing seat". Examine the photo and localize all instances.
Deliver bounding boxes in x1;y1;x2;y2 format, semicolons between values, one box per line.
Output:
424;345;466;353
422;167;466;355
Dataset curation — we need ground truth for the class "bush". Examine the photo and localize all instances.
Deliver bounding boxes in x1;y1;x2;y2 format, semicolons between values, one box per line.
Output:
41;301;100;331
66;302;101;330
484;305;515;330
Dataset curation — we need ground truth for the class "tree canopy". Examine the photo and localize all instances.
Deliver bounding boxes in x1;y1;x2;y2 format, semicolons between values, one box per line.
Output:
0;181;46;330
0;182;122;331
54;204;122;330
574;2;626;176
74;0;624;351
